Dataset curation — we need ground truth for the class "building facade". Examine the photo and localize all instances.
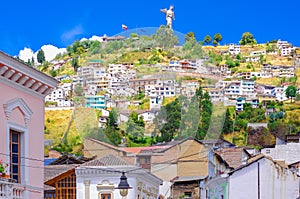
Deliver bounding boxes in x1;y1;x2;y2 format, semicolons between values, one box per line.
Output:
0;51;58;198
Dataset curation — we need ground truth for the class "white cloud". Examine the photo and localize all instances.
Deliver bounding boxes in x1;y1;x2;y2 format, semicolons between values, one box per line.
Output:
89;35;105;42
61;25;84;43
40;45;66;61
18;47;35;63
18;45;66;63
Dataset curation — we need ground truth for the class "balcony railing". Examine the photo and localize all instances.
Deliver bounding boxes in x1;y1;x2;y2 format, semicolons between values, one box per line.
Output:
0;178;24;199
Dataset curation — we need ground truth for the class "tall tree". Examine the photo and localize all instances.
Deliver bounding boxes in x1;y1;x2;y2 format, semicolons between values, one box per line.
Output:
203;35;212;45
37;49;45;64
31;57;35;67
213;33;222;46
222;108;233;134
153;97;182;142
108;109;118;128
285;85;297;103
197;91;213;139
72;56;79;72
239;32;257;45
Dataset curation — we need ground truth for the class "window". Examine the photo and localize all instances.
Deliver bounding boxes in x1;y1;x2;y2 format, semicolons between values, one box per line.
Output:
184;192;192;197
10;130;21;183
100;193;112;199
56;173;76;199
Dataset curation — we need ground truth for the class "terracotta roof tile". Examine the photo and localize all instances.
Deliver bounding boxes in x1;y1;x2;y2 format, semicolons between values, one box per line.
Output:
215;147;249;169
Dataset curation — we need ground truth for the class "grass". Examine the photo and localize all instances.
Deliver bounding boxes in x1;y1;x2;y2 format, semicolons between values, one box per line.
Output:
44;109;73;143
162;96;177;106
255;77;282;86
135;65;162;76
44;107;99;154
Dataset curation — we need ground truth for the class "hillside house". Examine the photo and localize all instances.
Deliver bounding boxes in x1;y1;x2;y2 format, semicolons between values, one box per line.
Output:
0;51;59;198
250;50;266;57
149;92;163;110
180;80;199;98
281;45;295;56
271;86;288;102
85;95;106;109
228;43;240;55
128;78;157;91
208;88;225;102
245;55;260;62
235;97;259;111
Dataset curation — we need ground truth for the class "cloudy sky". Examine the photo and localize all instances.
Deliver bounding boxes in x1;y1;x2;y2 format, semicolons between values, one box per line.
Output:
1;0;299;60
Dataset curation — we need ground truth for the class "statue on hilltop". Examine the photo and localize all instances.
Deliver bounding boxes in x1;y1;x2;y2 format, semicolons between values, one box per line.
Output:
160;5;175;29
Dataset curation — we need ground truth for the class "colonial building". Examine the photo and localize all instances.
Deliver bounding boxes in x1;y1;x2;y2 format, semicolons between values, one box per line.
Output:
75;154;162;199
0;51;59;198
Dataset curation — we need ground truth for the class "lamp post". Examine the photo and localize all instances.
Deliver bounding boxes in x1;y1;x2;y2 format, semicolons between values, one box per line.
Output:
117;172;132;198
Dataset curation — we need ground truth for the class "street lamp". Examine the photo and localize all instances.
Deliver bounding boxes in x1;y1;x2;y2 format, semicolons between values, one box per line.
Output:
117;172;132;197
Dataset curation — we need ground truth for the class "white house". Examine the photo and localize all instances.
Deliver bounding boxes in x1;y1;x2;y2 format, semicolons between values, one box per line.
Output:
271;86;288;102
45;87;73;107
138;110;158;123
261;142;300;165
250;50;266;57
75;154;162;199
228;43;240;55
281;45;295;56
205;154;299;199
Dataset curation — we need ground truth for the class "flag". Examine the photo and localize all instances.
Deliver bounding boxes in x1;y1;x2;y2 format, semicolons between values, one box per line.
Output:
122;24;128;30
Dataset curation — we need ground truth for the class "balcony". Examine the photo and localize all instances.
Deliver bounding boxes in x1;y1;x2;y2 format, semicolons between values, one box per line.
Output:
0;178;24;199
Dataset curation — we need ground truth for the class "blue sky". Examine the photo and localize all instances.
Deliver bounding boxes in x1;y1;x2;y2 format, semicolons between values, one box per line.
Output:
1;0;299;56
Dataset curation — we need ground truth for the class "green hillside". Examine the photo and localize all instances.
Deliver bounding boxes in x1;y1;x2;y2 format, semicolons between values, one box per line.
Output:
41;29;300;153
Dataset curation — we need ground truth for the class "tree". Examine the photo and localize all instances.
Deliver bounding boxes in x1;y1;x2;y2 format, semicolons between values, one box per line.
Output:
74;84;84;96
222;108;233;134
89;40;102;54
197;91;212;139
178;95;200;139
285;85;297;103
185;32;197;46
203;35;212;45
182;41;193;51
153;97;182;142
126;111;145;139
239;32;257;45
72;56;79;72
108;109;118;128
37;49;45;64
153;25;179;49
189;43;204;59
128;111;145;127
213;33;222;46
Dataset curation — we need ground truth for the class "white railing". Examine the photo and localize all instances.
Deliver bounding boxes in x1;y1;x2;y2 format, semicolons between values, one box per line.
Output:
0;178;24;199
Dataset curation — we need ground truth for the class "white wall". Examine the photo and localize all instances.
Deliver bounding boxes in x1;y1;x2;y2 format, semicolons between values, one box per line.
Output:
229;158;299;199
262;143;300;165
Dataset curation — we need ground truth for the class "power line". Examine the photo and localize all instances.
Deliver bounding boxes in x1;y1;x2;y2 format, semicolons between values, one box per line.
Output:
0;152;44;163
